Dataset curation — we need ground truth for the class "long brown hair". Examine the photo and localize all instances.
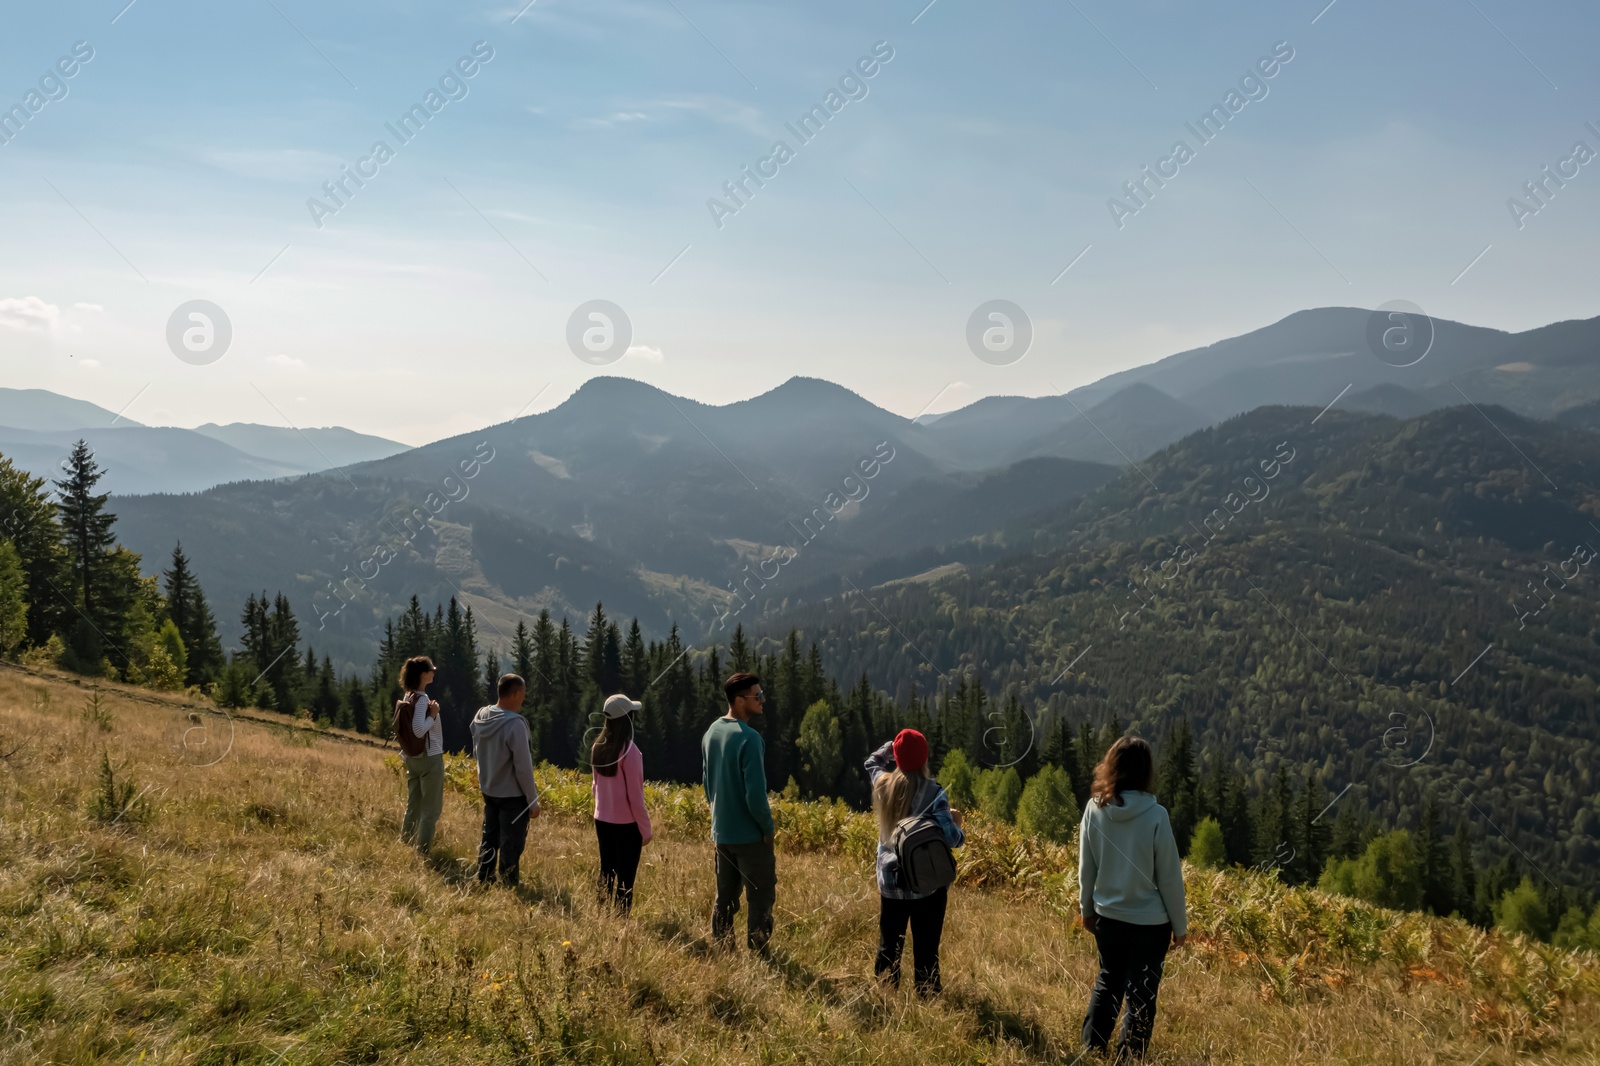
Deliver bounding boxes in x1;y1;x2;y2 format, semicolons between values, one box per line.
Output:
1091;735;1155;807
591;714;633;777
872;765;933;840
400;656;434;693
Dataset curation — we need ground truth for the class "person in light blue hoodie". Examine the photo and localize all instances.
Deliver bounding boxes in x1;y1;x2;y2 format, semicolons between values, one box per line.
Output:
1077;735;1187;1059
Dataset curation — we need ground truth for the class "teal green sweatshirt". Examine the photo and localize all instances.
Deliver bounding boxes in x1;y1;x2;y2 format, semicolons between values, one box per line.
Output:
1078;791;1188;936
701;717;775;845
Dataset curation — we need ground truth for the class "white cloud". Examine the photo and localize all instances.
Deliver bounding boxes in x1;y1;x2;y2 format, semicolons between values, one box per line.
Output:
573;110;651;130
651;96;767;136
270;353;306;368
625;344;664;362
81;358;101;368
570;97;767;135
73;302;103;312
0;296;61;332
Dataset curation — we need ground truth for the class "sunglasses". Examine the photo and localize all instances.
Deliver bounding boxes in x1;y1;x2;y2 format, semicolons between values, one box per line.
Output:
744;690;767;702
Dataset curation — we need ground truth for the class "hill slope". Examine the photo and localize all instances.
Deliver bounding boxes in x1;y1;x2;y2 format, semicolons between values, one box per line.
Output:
752;405;1600;890
1;665;1594;1064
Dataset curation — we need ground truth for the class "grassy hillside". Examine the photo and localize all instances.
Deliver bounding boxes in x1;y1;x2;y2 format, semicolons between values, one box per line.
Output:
1;665;1595;1065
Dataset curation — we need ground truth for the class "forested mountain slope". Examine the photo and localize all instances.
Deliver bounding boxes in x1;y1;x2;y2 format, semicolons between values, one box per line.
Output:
750;405;1600;888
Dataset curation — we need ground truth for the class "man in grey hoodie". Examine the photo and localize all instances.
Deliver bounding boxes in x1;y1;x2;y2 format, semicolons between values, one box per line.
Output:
471;673;541;886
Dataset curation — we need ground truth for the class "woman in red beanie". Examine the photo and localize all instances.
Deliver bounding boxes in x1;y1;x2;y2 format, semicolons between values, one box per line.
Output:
863;728;965;995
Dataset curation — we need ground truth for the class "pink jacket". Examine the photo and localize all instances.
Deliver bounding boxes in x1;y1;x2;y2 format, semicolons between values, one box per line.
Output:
592;741;652;842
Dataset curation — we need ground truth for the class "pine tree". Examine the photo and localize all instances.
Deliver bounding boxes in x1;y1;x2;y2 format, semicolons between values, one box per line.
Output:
1158;719;1198;855
483;646;500;705
438;598;479;752
1291;771;1330;885
162;543;223;687
621;619;648;695
265;594;302;713
344;675;370;733
312;655;340;723
728;623;752;672
1448;820;1477;919
53;440;129;668
1416;797;1452;915
0;453;68;646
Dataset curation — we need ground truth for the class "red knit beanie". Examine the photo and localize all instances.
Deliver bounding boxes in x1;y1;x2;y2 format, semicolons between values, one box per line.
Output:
892;728;929;774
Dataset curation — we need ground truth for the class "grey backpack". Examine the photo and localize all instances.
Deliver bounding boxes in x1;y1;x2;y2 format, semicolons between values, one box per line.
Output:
889;781;957;894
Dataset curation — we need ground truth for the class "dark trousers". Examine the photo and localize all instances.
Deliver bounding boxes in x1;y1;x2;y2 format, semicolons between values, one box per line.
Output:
477;793;531;885
1082;916;1173;1058
595;819;643;914
711;839;776;951
875;887;948;995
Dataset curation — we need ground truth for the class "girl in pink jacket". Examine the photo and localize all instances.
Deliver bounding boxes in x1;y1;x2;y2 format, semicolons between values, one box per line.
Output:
591;694;653;914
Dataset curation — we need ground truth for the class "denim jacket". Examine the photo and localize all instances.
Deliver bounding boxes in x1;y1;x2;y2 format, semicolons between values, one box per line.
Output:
864;742;965;900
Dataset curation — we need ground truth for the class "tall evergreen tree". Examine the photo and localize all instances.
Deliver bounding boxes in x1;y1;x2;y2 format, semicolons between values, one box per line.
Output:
53;440;130;667
162;543;223;687
437;598;479;752
483;646;500;705
265;593;302;713
1158;719;1199;854
0;454;68;645
1449;820;1477;919
1416;797;1452;915
622;618;648;695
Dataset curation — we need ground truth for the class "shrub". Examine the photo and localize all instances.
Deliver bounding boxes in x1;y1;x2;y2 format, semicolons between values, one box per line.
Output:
1189;816;1227;869
974;766;1023;824
19;634;65;671
1319;830;1422;910
795;700;842;798
1015;766;1078;843
937;749;977;810
1495;877;1553;940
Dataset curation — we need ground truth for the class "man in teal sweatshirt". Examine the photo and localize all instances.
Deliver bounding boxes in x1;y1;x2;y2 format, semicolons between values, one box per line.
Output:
703;671;776;951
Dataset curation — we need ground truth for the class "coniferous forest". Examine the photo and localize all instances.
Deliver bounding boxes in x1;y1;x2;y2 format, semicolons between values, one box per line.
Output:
4;416;1599;955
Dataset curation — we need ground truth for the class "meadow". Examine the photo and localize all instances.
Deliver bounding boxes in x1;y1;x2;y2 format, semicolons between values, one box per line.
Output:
1;662;1595;1065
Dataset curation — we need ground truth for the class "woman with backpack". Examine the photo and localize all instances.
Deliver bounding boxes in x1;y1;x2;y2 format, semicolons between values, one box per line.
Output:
864;728;964;996
397;655;444;851
1077;735;1188;1059
591;693;652;914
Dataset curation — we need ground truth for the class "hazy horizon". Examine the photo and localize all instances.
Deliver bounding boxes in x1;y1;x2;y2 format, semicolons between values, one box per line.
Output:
4;1;1599;445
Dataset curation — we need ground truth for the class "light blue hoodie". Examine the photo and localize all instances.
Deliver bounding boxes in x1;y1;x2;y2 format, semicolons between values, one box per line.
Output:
1078;790;1187;935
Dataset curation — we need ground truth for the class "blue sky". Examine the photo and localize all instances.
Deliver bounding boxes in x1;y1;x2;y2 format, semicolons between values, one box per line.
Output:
2;0;1597;444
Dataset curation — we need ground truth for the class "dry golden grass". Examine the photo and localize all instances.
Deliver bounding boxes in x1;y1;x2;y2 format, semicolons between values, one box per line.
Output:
1;663;1595;1065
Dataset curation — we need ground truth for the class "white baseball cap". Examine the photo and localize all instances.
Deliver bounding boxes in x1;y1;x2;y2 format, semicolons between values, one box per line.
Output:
603;694;642;719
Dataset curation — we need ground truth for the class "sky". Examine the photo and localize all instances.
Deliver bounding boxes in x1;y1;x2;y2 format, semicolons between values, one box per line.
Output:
1;0;1597;446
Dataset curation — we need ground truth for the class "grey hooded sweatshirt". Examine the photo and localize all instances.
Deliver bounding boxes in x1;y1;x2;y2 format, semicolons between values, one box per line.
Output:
1078;790;1187;935
470;705;540;808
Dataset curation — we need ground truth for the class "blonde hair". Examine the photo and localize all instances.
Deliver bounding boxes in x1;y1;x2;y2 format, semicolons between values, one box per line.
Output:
873;766;933;841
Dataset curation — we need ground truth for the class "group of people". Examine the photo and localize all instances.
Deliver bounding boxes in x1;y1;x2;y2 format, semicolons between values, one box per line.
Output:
394;659;1188;1059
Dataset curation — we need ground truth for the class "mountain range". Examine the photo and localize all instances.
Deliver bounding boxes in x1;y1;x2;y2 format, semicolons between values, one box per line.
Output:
0;388;407;495
7;305;1597;671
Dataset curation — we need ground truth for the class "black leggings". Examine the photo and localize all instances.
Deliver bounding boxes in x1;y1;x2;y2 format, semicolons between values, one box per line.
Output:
595;819;643;913
876;887;948;995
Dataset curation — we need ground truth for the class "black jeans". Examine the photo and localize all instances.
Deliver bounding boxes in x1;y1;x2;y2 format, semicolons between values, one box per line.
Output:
477;793;531;885
595;819;643;914
1082;916;1173;1058
711;839;777;951
876;887;948;995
